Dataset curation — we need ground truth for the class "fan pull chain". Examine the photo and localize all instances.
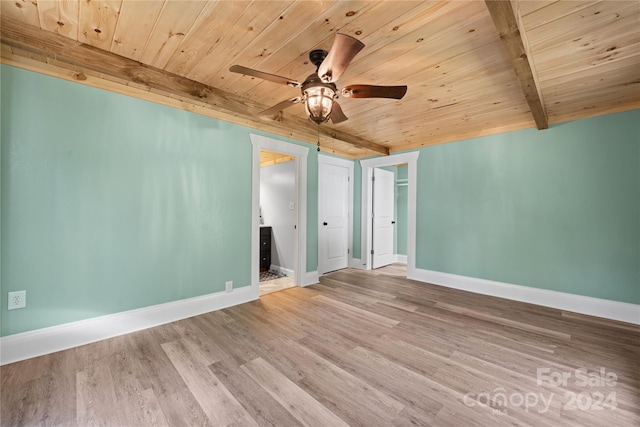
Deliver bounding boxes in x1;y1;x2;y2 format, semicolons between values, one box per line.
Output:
316;124;321;152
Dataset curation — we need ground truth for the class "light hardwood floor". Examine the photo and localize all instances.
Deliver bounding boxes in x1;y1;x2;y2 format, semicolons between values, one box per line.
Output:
2;266;639;426
259;276;295;296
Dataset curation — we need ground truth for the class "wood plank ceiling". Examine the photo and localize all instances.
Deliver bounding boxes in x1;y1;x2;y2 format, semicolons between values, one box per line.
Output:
1;1;639;158
260;149;295;168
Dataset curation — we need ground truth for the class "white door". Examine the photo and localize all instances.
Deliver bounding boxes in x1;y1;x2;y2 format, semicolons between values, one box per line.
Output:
372;168;395;269
318;161;350;274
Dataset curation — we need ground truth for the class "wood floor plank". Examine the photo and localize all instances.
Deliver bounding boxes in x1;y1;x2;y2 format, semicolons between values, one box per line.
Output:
394;310;564;361
116;375;170;427
209;358;305;427
392;406;444;427
1;370;76;426
225;299;307;342
156;390;214;427
385;302;563;354
434;301;572;340
170;317;228;365
3;346;77;426
561;311;640;333
74;334;129;373
197;316;280;366
314;279;399;304
375;298;420;312
346;345;525;427
270;338;406;425
392;321;570;376
107;337;148;402
161;338;258;427
241;357;350;427
76;365;122;426
269;290;395;345
312;294;400;327
432;405;506;427
317;275;399;301
146;322;183;344
365;334;451;376
123;329;188;400
298;333;444;423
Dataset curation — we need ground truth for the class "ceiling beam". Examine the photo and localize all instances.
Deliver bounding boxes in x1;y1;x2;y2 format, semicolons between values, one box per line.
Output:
485;0;548;130
0;17;389;157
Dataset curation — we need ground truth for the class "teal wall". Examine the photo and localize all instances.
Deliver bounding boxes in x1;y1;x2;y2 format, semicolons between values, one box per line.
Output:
415;110;639;304
0;65;318;336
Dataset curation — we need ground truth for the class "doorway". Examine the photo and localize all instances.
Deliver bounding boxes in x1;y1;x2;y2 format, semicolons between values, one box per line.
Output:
249;134;309;298
359;152;420;277
370;163;409;269
258;149;296;296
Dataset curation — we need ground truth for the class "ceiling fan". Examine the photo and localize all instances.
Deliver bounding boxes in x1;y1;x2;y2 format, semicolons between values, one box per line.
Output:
229;33;407;126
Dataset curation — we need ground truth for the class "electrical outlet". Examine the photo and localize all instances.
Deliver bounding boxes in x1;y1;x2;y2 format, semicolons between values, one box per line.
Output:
225;281;233;293
8;290;26;310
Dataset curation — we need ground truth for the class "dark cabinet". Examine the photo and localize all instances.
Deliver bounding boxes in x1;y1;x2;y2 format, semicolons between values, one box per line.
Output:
260;226;272;271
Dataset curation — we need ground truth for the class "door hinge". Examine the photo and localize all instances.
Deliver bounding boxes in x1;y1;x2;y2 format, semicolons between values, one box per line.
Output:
371;249;374;255
372;176;376;182
348;249;350;254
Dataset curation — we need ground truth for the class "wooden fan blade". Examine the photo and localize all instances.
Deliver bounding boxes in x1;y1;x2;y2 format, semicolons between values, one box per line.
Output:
229;65;300;87
259;97;301;117
317;34;365;83
329;100;348;124
341;84;407;99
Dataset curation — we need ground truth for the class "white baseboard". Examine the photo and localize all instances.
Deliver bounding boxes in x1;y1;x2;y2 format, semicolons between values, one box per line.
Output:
0;285;257;365
409;268;640;325
394;254;407;264
301;270;320;287
270;265;294;278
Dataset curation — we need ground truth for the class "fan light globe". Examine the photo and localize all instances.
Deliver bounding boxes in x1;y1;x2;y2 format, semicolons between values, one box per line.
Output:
304;85;335;124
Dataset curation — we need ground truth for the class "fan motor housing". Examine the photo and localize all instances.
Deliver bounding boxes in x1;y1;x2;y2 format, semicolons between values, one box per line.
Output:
309;49;328;69
301;74;337;94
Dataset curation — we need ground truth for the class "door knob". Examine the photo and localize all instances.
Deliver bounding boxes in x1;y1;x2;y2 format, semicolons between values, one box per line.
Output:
323;222;328;226
391;221;396;224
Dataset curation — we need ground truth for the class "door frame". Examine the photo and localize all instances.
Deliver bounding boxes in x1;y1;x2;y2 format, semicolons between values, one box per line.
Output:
360;151;419;274
250;134;309;297
317;154;354;275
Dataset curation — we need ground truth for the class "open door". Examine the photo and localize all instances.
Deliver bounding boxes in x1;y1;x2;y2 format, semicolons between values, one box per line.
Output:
250;133;309;295
372;168;395;269
258;149;297;296
360;151;419;274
